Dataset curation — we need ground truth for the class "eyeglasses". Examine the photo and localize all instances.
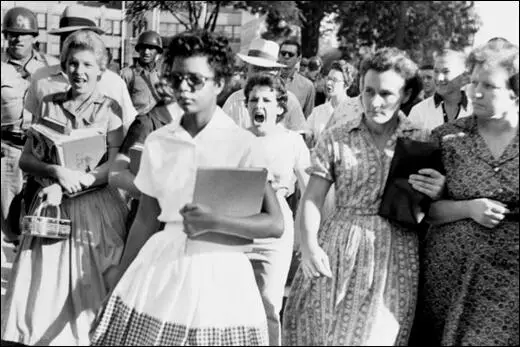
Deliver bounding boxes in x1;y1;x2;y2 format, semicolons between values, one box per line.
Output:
280;51;297;58
169;72;215;90
326;77;345;84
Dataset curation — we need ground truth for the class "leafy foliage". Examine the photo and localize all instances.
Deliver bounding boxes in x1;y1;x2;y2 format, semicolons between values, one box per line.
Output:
125;1;240;32
336;1;482;64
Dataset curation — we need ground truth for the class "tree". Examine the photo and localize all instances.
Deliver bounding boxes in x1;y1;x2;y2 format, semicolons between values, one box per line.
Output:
237;1;302;44
240;1;345;57
125;1;240;32
336;1;482;64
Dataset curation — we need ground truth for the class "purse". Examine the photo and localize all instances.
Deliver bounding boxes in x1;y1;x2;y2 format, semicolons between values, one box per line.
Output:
378;137;445;227
22;202;71;239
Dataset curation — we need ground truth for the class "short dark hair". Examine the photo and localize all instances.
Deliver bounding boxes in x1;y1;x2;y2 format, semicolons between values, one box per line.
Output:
281;39;301;57
359;47;421;101
162;29;234;84
467;41;519;97
244;73;288;123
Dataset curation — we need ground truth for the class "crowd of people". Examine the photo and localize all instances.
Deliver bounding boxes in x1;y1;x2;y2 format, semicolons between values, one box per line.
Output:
1;3;518;347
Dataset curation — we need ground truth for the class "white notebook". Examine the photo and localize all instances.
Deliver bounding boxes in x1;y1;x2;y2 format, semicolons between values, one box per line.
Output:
192;167;268;217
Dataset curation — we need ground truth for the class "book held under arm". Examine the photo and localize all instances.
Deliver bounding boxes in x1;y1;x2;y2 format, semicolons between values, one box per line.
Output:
190;167;268;246
30;119;107;173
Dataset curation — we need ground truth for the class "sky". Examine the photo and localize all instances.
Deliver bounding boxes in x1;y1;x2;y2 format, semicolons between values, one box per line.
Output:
473;1;519;46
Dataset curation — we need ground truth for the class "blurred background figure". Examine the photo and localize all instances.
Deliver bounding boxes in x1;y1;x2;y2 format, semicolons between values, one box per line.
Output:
306;56;327;107
299;57;309;76
419;64;436;99
278;39;315;119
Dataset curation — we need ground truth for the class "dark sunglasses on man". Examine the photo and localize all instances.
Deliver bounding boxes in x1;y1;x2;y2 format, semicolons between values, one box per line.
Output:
169;72;215;91
280;50;297;58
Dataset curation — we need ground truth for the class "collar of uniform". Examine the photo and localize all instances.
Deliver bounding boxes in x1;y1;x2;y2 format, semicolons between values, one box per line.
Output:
3;49;33;66
344;111;420;134
433;90;469;110
134;60;157;74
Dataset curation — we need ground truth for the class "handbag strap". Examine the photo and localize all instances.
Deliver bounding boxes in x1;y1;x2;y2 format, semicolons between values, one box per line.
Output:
35;202;60;220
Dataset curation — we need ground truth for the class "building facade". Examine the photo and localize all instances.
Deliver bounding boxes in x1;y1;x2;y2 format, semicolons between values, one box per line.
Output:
1;1;249;67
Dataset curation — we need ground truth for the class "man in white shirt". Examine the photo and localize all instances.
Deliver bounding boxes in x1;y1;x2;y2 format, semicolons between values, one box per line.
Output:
409;49;472;131
223;39;308;134
24;5;137;133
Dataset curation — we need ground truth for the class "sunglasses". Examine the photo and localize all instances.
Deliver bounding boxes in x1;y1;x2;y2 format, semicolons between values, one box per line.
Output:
280;51;297;58
169;72;215;90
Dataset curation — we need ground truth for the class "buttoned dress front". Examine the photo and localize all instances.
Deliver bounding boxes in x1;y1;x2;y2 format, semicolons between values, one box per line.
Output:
420;116;519;346
1;90;129;346
283;113;429;346
90;108;269;346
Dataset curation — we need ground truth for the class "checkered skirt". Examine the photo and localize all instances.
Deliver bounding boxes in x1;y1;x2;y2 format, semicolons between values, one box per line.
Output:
90;225;269;346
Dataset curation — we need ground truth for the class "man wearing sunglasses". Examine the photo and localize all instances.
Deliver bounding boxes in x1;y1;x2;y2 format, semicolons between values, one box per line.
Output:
223;38;308;134
278;39;315;119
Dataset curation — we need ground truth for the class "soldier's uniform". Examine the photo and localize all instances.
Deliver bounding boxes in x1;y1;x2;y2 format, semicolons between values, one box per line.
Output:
120;31;163;115
1;7;58;241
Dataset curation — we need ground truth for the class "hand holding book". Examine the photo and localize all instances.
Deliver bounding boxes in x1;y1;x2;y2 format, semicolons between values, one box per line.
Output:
54;166;85;195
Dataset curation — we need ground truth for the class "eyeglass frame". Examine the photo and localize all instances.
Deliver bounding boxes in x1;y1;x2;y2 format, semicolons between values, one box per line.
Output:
279;50;297;58
326;76;346;84
167;71;216;91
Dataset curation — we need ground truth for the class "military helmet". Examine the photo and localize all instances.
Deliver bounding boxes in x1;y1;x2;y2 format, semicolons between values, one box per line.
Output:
136;31;163;53
2;7;39;36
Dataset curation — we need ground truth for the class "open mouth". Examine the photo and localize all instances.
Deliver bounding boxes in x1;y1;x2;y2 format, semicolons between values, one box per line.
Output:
253;112;265;124
72;77;86;84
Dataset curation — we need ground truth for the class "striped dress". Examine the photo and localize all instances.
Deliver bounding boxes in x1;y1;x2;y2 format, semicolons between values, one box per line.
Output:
282;113;429;346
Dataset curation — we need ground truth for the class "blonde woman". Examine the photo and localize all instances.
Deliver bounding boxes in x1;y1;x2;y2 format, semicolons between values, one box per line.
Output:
1;30;128;346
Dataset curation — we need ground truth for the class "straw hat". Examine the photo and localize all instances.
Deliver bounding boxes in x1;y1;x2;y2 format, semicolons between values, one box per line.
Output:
236;38;286;68
48;5;104;35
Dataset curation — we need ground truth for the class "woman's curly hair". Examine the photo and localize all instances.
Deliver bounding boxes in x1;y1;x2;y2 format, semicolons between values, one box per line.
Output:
244;73;289;123
467;40;519;97
359;47;421;100
162;29;234;85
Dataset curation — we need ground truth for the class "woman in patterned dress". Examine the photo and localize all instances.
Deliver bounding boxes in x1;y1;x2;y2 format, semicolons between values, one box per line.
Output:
282;47;446;346
1;31;128;346
420;40;519;346
89;30;283;346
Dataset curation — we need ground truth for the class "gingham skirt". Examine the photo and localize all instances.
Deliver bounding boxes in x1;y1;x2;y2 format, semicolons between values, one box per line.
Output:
90;223;269;346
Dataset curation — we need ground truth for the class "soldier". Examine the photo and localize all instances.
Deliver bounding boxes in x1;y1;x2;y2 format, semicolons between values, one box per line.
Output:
24;5;137;133
1;7;58;243
120;30;163;115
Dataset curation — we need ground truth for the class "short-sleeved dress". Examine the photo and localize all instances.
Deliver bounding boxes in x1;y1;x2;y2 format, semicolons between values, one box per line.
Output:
420;116;519;346
118;101;182;227
282;112;429;346
1;90;129;346
90;108;269;346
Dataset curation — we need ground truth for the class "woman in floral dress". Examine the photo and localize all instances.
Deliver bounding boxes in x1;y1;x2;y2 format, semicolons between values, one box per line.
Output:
420;40;519;346
282;47;445;346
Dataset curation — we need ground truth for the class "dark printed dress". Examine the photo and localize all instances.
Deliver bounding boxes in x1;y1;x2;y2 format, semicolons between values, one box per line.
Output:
0;90;129;345
282;113;429;346
421;116;519;346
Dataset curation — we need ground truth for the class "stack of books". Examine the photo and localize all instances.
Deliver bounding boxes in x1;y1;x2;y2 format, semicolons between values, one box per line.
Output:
30;117;107;173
